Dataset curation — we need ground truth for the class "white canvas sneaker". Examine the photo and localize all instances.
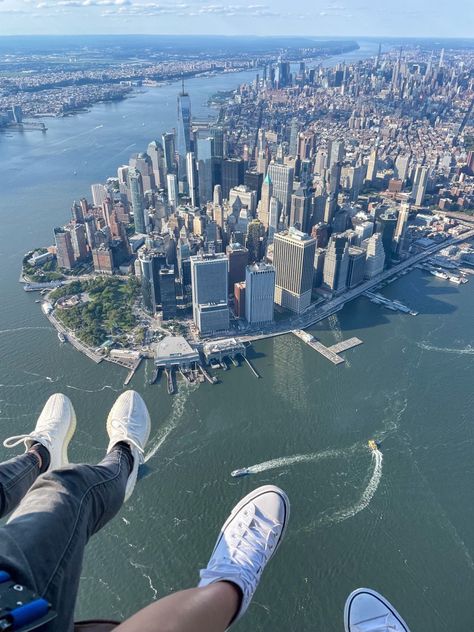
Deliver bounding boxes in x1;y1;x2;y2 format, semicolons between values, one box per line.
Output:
106;390;151;501
199;485;290;627
3;393;77;471
344;588;411;632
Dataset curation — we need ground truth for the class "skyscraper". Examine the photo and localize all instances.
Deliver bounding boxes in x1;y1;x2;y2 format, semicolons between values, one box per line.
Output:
289;118;299;157
328;140;345;169
196;137;214;204
226;242;249;289
393;203;410;255
323;234;350;293
366;148;378;182
347;247;366;288
190;253;229;333
128;168;146;234
167;173;179;210
147;141;166;189
129;153;155;192
267;162;294;224
289;188;311;233
159;266;177;320
378;212;398;262
211;126;226;159
70;223;88;262
221;158;245;199
273;227;316;314
246;219;265;263
245;263;275;324
176;88;192;182
186;152;199;208
138;248;167;313
162;132;176;175
258;173;273;229
365;233;385;278
54;227;75;270
413;165;429;206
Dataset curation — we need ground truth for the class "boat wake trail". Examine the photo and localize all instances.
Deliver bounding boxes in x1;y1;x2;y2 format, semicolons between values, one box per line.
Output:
322;450;383;525
65;384;121;393
0;327;50;335
244;447;349;475
418;342;474;356
144;382;198;463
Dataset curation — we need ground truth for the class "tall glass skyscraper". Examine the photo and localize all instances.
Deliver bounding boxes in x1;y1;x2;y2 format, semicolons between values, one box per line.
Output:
177;89;192;181
197;137;214;204
128;168;146;234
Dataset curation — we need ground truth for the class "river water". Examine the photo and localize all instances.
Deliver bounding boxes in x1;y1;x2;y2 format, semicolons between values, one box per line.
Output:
1;40;474;631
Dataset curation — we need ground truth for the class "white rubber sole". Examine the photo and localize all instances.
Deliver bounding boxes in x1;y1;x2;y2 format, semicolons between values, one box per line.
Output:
60;408;77;467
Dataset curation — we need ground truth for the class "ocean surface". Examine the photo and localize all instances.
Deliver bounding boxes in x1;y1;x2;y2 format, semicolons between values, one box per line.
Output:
1;40;474;630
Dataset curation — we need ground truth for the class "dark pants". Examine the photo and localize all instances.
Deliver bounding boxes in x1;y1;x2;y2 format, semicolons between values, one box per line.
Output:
0;447;132;631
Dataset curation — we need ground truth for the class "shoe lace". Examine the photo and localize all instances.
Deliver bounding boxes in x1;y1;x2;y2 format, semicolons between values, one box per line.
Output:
3;429;52;450
206;512;279;599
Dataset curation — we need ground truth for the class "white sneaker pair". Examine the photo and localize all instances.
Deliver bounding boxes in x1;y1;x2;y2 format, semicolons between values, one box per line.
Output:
3;390;151;501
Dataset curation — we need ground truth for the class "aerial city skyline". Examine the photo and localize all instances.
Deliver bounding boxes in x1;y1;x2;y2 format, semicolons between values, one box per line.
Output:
15;41;474;379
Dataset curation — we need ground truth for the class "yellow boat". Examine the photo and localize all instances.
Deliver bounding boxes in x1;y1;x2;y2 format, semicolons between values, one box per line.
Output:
368;440;378;452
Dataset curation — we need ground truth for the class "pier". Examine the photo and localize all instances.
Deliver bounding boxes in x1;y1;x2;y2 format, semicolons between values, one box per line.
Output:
198;364;218;384
364;291;418;315
123;356;143;386
292;330;362;365
241;354;260;378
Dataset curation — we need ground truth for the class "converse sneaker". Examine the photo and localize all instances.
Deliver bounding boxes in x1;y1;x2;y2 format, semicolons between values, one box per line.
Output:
344;588;411;632
106;390;151;501
3;393;76;471
199;485;290;627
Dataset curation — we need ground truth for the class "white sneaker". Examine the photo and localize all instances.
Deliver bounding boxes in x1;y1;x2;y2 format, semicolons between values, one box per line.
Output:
344;588;411;632
199;485;290;627
106;390;151;502
3;393;76;471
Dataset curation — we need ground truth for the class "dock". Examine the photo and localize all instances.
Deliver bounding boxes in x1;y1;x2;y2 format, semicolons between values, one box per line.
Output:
198;364;218;384
123;356;143;386
165;368;176;394
292;330;362;365
364;291;418;316
241;354;261;378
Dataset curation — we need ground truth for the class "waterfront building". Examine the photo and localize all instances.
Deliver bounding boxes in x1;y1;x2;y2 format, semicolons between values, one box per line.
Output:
393;203;410;255
226;242;249;290
234;281;245;318
54;227;75;270
347;247;366;288
177;89;192;182
323;234;350;293
378;212;398;262
91;183;109;208
190;252;229;334
70;223;88;262
267;162;294;224
221;158;245;199
186;152;199;208
273;228;316;314
155;336;199;370
128;168;146;234
196;137;214;204
159;266;177;320
313;248;326;288
245;263;275;324
365;233;385;279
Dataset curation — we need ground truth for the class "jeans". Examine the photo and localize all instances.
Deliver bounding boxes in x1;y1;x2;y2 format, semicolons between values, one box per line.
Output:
0;446;132;631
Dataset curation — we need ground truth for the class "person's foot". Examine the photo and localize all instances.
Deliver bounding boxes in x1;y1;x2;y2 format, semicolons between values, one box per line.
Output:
3;393;76;471
106;390;151;501
199;485;290;627
344;588;410;632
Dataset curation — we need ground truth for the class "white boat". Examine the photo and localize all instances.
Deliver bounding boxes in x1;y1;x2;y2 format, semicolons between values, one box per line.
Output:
430;270;448;279
58;332;66;343
231;468;250;478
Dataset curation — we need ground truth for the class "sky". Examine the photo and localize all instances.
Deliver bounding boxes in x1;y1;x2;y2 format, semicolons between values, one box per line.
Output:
0;0;473;38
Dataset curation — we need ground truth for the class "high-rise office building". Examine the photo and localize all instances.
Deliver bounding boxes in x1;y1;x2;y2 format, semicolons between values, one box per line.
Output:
70;223;88;262
91;184;109;208
129;153;155;192
347;247;366;288
221;158;245;199
147;141;166;189
226;242;249;289
54;227;75;270
138;248;167;313
267;162;294;224
196;137;214;204
323;234;350;293
244;171;263;203
167;173;179;210
273;227;316;314
159;266;177;320
245;263;275;324
258;173;273;229
234;282;246;318
268;197;281;243
176;89;192;181
413;165;429;206
229;185;257;215
365;233;385;278
211;126;226;159
246;219;265;263
393;203;410;255
328;140;345;169
162;132;176;175
395;153;411;183
378;212;398;262
190;253;229;333
186;152;199;208
128;168;146;234
289;118;299;157
366;148;378;182
313;248;326;287
289;188;311;233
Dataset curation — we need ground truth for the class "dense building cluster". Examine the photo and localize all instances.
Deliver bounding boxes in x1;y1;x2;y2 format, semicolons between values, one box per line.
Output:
49;45;474;337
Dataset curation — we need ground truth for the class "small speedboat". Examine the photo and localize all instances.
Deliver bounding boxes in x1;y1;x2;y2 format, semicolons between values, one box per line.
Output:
58;332;66;343
231;468;250;478
368;440;379;452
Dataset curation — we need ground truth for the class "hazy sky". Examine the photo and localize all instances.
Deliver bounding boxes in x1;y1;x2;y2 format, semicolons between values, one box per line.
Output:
0;0;473;38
